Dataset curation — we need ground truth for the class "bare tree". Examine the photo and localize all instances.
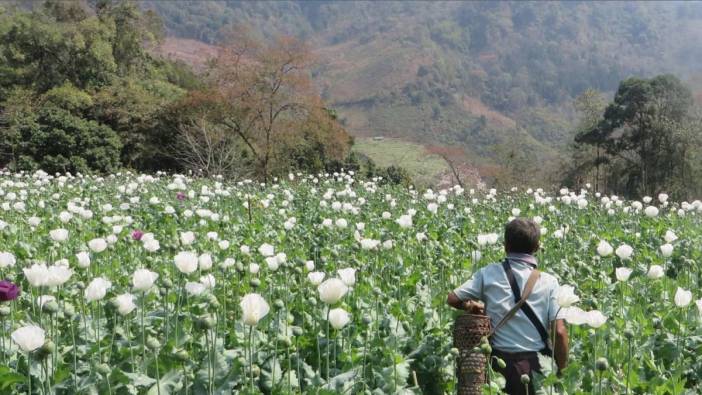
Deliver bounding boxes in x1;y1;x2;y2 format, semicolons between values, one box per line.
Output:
173;116;248;178
427;145;474;187
208;28;320;182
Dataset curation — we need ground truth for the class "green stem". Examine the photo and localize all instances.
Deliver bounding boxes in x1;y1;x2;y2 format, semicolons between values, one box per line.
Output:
625;337;632;395
205;329;212;395
27;353;32;395
249;326;254;393
97;302;102;364
155;348;161;395
486;353;494;395
326;308;331;380
141;292;146;372
44;356;49;395
273;311;279;390
1;317;5;365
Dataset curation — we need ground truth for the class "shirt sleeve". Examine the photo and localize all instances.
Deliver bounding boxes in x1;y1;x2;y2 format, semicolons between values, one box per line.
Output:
453;268;484;301
548;278;564;322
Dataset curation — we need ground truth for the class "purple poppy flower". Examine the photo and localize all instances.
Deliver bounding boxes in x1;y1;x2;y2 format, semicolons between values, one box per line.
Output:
0;280;20;302
132;230;144;241
176;192;186;201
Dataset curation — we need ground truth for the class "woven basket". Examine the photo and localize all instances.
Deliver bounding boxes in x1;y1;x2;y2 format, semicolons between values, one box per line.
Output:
453;313;491;395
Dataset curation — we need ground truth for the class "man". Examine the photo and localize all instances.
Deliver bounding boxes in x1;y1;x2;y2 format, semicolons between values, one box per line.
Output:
447;218;568;395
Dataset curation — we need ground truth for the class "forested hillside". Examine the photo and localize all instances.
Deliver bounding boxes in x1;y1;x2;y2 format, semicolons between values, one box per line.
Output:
4;0;702;195
141;1;702;178
0;1;366;181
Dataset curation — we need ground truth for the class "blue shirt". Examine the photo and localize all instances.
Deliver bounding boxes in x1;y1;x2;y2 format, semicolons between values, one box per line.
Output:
453;253;562;352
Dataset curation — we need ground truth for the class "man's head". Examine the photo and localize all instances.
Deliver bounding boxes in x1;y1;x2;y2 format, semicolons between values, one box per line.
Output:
504;218;540;254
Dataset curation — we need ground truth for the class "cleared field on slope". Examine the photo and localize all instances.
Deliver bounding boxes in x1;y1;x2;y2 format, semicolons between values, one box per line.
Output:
352;137;448;186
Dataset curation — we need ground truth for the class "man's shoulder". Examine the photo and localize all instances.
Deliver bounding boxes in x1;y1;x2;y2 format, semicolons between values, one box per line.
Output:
480;261;559;285
474;261;507;280
538;271;560;288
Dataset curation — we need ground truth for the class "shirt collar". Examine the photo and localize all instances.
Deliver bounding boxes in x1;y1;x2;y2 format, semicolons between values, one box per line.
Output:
506;252;538;268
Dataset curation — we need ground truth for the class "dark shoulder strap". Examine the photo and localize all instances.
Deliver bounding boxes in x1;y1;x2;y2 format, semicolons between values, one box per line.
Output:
502;259;553;356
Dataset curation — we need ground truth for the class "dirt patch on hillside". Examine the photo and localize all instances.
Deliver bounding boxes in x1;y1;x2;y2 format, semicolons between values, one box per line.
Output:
155;37;219;70
461;96;517;129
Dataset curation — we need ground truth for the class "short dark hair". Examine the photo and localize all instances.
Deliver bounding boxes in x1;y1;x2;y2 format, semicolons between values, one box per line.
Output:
504;218;540;254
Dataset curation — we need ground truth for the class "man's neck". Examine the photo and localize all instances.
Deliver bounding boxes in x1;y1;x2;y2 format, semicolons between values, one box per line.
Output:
506;252;538;267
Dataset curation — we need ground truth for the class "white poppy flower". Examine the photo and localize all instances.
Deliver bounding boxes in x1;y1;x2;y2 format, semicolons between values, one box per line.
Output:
11;325;45;352
114;293;137;315
258;243;274;257
174;251;198;274
328;307;351;330
318;278;348;305
240;293;269;326
307;271;325;285
664;230;678;243
338;268;356;286
615;244;633;260
554;285;580;308
674;287;692;307
647;265;665;280
200;274;216;289
198;253;213;271
0;252;16;268
132;269;158;292
596;240;613;257
644;206;659;217
49;228;69;242
46;264;72;287
396;215;413;229
585;310;608;328
24;263;50;287
185;281;206;296
88;238;107;253
615;267;633;282
85;277;112;302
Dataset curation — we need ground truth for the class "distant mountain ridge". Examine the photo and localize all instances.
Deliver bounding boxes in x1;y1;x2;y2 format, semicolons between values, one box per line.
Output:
143;1;702;167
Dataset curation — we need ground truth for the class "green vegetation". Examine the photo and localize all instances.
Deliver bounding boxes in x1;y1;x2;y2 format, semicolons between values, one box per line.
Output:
0;1;356;181
570;75;702;199
141;1;702;176
4;1;702;195
353;138;448;187
0;0;190;173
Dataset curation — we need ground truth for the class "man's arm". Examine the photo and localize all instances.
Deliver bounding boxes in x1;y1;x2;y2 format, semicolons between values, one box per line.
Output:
446;291;464;309
551;319;569;372
448;268;484;312
446;292;485;314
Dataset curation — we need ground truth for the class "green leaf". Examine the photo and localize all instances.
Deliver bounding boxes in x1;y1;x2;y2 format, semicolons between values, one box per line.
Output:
147;370;183;395
123;372;157;388
0;366;25;390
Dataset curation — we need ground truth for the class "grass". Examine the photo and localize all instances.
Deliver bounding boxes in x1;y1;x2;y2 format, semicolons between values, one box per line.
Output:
352;137;449;187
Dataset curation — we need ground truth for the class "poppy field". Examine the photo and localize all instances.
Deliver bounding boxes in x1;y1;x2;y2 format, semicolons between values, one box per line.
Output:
0;170;701;394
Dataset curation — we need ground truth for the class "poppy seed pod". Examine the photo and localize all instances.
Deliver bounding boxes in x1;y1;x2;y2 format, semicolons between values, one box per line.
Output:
146;337;161;350
595;358;609;371
496;357;507;369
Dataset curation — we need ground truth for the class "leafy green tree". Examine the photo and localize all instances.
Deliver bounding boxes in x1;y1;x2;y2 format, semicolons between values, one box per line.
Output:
562;89;607;190
0;1;189;174
576;75;696;197
97;0;163;76
3;84;121;173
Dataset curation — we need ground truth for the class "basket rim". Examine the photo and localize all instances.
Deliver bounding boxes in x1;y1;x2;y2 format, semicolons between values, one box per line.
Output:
456;312;490;319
